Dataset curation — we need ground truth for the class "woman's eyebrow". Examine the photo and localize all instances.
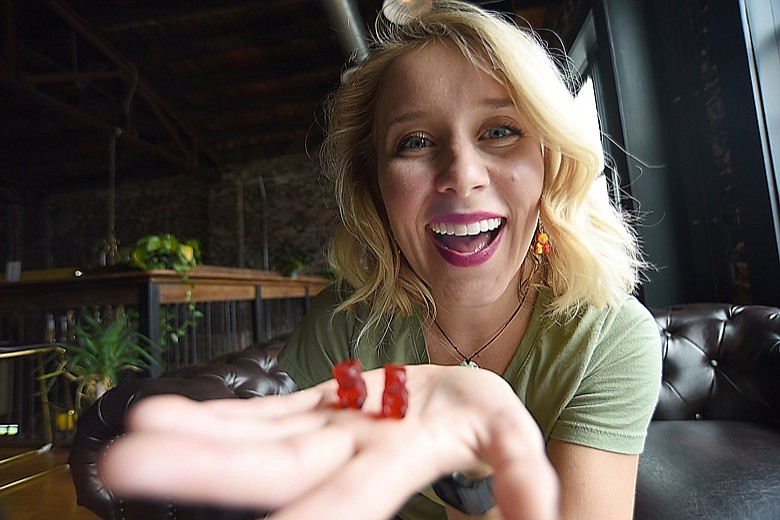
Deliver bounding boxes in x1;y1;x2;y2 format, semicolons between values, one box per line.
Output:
480;97;515;110
383;97;516;133
384;110;426;132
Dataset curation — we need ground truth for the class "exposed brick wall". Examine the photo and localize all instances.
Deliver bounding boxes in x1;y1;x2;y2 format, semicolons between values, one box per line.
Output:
23;175;211;269
211;153;337;275
1;152;336;277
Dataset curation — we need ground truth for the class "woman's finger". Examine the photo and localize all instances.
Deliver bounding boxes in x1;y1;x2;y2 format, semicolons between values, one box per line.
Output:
125;391;334;441
100;418;363;509
270;421;455;520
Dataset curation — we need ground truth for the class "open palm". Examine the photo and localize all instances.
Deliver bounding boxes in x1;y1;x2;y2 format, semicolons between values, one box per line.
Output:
99;364;558;520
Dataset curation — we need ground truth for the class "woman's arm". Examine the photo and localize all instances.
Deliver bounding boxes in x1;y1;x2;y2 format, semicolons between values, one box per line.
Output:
547;439;638;519
442;440;638;520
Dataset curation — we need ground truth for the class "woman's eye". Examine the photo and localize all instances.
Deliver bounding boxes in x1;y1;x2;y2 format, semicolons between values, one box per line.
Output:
396;133;430;152
482;125;524;140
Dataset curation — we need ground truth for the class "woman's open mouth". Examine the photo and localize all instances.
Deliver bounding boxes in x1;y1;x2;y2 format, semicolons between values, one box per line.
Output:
427;217;505;266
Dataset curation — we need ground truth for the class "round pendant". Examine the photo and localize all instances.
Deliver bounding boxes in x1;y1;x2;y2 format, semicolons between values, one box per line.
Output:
459;360;479;369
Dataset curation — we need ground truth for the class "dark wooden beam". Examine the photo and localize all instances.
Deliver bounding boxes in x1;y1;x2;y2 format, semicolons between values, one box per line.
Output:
42;0;224;169
74;0;313;33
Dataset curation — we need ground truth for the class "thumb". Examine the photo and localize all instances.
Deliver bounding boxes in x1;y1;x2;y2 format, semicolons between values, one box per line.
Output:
484;410;559;520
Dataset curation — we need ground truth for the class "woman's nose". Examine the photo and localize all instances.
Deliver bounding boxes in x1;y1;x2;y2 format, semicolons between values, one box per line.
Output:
434;143;490;196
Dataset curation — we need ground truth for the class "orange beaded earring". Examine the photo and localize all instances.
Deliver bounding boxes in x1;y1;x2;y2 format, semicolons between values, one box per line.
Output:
532;222;551;256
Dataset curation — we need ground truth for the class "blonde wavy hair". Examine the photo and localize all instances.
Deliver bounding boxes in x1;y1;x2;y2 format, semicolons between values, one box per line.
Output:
322;0;644;332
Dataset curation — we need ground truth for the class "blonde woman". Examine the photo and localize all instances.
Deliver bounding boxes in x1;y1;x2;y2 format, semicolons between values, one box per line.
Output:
281;1;660;516
100;2;660;519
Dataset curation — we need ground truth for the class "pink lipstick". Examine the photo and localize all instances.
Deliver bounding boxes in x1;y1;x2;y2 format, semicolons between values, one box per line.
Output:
427;213;505;267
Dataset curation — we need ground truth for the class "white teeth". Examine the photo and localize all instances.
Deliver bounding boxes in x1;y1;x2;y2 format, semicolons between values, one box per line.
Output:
430;218;502;236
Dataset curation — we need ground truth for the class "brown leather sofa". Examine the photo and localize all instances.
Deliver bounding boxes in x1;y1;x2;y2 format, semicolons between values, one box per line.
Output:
636;303;780;519
68;337;296;520
69;304;780;520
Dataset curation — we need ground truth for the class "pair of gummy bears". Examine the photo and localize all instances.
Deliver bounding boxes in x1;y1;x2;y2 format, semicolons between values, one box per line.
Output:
332;360;408;419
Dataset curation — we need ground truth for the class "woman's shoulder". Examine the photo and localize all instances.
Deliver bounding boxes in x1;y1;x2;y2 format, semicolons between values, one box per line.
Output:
295;283;425;363
306;283;364;325
591;293;656;330
601;293;657;337
543;288;653;327
309;283;345;309
535;288;658;354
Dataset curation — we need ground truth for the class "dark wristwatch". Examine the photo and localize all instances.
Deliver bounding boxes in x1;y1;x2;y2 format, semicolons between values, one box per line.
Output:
432;471;494;515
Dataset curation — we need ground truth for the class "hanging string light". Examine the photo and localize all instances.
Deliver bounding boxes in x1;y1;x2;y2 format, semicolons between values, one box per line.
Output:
102;129;121;266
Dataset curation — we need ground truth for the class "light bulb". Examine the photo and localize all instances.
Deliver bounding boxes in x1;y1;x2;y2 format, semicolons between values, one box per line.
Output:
382;0;433;25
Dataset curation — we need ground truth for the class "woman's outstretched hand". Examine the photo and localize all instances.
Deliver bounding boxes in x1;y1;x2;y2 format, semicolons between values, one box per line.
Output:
99;364;558;520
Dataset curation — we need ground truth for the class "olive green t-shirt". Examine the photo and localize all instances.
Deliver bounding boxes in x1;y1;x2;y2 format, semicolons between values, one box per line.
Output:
278;285;662;519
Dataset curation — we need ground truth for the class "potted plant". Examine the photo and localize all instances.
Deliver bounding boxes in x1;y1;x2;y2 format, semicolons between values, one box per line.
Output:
48;311;160;412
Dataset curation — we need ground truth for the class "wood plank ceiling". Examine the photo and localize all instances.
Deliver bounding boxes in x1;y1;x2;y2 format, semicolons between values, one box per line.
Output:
0;0;553;197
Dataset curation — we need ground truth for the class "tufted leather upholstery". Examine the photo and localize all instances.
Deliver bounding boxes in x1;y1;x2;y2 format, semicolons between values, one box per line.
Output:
636;303;780;520
69;336;297;520
651;303;780;423
69;304;780;519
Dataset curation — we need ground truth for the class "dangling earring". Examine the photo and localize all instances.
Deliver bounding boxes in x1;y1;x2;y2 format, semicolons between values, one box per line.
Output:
532;221;551;256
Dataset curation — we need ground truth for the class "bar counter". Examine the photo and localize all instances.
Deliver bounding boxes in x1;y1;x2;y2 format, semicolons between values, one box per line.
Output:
0;265;329;311
0;265;330;363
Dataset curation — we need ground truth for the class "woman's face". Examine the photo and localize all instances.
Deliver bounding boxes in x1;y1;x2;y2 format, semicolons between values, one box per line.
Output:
374;42;544;308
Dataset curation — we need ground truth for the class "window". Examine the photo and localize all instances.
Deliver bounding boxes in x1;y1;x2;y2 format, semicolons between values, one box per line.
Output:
740;0;780;257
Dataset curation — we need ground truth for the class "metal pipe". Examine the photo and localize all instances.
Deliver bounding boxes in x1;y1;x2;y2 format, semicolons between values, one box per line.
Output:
321;0;370;63
5;0;18;76
258;175;269;270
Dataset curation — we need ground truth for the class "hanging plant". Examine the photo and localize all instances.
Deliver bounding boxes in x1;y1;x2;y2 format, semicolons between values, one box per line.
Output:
125;234;204;348
276;244;312;278
127;234;201;278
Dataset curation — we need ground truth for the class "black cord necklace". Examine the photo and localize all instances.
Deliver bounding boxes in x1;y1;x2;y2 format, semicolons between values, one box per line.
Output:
433;283;531;368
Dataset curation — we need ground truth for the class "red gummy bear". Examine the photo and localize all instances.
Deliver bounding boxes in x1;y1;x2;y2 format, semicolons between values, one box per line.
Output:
333;359;367;409
382;364;408;419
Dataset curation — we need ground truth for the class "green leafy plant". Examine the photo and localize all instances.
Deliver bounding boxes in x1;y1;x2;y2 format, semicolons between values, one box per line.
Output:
160;302;204;349
128;234;201;278
47;312;160;411
127;234;204;348
276;245;312;278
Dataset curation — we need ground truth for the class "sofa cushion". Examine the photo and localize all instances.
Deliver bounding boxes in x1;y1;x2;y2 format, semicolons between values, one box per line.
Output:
636;420;780;519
